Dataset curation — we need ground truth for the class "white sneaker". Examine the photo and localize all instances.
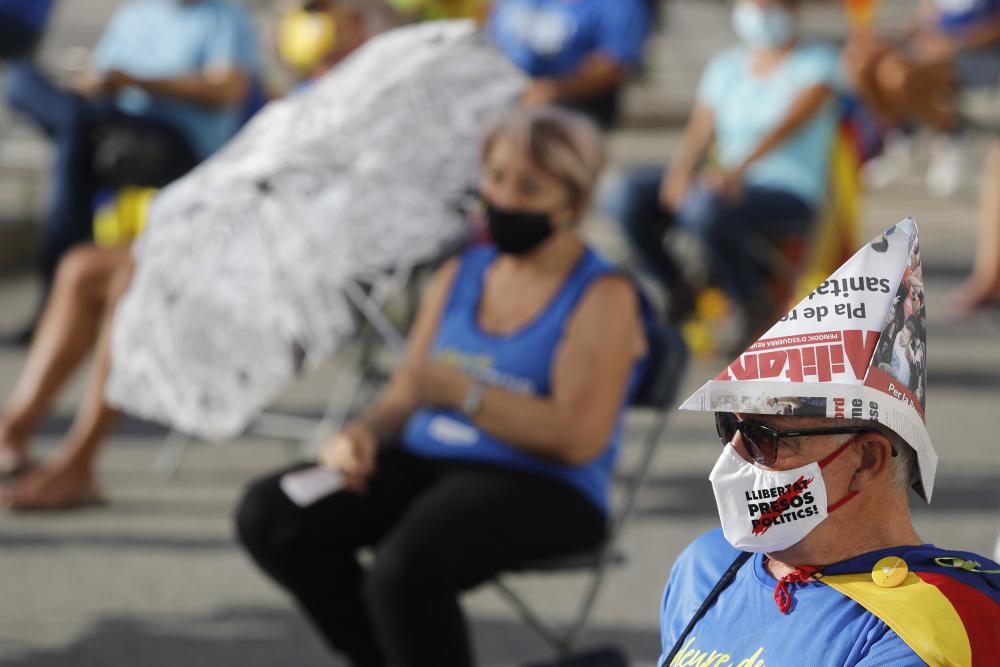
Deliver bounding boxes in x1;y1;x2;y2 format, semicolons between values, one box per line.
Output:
926;133;968;198
863;133;915;190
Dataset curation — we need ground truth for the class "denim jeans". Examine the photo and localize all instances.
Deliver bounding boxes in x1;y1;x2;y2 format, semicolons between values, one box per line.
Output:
605;164;817;306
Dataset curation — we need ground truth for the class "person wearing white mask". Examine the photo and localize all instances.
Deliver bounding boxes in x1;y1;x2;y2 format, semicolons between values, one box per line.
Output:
655;219;1000;667
658;410;1000;666
613;0;841;330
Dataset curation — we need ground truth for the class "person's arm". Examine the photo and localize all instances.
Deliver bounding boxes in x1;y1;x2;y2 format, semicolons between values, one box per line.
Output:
415;275;646;465
660;101;715;210
106;5;256;108
523;0;649;105
705;82;834;201
355;259;461;444
522;53;629;105
735;84;834;175
105;65;250;108
950;7;1000;50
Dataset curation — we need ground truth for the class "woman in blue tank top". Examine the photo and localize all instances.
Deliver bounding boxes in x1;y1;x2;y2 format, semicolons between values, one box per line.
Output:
236;106;651;667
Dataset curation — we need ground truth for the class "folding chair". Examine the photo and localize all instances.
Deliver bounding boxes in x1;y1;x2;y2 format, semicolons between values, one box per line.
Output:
491;321;689;659
152;239;466;478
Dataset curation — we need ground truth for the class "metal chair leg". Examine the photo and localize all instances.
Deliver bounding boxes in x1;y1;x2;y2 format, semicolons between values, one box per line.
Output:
153;430;194;480
493;579;573;656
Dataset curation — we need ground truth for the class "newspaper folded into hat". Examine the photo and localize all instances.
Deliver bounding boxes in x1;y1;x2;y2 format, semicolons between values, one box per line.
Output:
681;218;937;501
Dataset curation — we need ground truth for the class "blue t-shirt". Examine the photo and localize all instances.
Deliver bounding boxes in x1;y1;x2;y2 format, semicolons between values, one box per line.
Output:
658;530;924;667
402;246;649;515
0;0;55;30
92;0;258;159
488;0;651;77
933;0;1000;33
697;43;842;206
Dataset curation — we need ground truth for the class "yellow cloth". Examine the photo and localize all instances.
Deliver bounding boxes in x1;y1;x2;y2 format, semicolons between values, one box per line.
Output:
819;572;972;667
387;0;491;21
793;125;863;302
279;9;338;73
93;187;156;248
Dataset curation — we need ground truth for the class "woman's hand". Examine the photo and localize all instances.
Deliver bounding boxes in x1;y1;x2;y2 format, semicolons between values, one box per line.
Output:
413;359;473;410
318;421;378;492
521;79;561;106
701;166;745;203
660;167;693;212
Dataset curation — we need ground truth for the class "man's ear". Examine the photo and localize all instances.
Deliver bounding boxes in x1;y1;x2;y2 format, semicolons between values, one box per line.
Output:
848;433;894;493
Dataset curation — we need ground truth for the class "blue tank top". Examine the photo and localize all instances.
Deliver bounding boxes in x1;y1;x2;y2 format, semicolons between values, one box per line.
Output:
401;245;648;515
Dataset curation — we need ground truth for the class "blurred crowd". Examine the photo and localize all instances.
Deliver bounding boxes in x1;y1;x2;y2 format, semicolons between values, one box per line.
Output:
0;1;998;665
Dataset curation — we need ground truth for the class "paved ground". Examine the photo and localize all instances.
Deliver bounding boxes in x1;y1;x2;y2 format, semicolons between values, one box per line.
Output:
2;1;1000;666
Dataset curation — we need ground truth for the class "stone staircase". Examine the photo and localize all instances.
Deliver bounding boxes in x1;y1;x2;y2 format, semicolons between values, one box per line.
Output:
2;0;996;272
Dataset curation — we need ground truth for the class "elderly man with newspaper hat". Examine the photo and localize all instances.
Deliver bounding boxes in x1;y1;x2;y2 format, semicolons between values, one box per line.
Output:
658;218;1000;667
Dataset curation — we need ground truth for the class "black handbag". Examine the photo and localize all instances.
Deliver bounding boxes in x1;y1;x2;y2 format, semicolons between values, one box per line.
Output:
90;121;196;188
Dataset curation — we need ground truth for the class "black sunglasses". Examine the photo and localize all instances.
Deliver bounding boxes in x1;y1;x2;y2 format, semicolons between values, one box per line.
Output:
714;412;876;467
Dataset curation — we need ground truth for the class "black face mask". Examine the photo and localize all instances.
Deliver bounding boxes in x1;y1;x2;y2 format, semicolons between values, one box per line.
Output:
484;201;556;256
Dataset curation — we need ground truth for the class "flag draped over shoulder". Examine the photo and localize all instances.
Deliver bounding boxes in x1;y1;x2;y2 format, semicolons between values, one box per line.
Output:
818;546;1000;667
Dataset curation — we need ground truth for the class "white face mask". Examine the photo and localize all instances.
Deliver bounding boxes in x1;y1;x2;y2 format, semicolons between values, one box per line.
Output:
709;438;858;553
731;2;796;51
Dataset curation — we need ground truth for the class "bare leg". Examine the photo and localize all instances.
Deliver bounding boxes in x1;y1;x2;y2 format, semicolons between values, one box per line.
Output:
0;245;131;472
952;142;1000;312
3;255;134;510
3;255;135;509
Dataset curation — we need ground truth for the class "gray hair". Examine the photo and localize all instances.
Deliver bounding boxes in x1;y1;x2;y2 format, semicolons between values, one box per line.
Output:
832;419;920;491
482;106;607;217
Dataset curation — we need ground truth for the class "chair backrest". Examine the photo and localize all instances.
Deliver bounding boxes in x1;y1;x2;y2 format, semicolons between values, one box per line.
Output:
608;320;689;539
632;321;689;410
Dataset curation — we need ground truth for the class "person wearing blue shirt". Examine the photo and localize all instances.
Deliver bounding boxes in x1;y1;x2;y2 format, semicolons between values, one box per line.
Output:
0;0;56;57
488;0;652;128
235;107;651;667
658;410;1000;665
3;0;257;294
609;0;840;334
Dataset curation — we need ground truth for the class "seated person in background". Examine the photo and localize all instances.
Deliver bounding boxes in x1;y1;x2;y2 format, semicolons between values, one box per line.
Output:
487;0;651;129
846;0;1000;196
278;0;372;87
0;0;56;58
611;0;841;327
235;107;650;667
0;244;133;508
4;0;257;292
660;410;1000;665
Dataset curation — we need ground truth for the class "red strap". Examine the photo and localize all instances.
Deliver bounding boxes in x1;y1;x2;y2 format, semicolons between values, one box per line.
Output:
817;433;864;469
773;565;819;614
827;489;860;513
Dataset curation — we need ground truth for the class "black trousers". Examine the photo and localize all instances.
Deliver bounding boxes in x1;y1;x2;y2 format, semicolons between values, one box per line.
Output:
235;448;607;667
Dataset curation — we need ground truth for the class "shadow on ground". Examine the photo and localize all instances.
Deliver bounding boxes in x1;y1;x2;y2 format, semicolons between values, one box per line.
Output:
0;605;660;667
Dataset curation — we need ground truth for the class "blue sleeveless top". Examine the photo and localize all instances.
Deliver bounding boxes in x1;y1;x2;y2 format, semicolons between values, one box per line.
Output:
401;245;649;515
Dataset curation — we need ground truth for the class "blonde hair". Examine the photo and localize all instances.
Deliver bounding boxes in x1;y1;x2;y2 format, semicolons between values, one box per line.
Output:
482;106;607;218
